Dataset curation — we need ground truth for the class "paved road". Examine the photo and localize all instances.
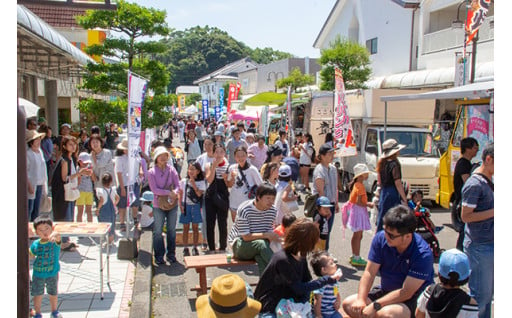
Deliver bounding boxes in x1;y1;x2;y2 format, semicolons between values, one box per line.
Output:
151;182;460;317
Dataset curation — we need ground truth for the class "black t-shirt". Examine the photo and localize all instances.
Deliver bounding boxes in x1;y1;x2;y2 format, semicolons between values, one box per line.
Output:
380;159;402;187
453;157;472;201
105;131;118;150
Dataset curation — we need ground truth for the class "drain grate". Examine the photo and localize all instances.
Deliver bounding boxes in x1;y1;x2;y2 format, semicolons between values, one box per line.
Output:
155;282;188;297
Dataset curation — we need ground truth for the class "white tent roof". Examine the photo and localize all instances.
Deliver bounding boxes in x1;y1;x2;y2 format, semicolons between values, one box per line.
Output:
380;81;494;102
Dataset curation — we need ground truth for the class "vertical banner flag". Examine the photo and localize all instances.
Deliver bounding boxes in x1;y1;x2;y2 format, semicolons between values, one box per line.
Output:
466;0;491;45
235;82;241;99
261;105;269;139
202;100;209;120
227;83;236;114
333;67;357;157
178;95;186;113
286;85;293;134
127;71;148;211
454;52;470;87
217;87;224;121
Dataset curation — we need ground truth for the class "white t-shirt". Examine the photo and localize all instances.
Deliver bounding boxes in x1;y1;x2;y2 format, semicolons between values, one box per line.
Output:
139;204;154;228
179;178;206;205
299;142;314;165
96;186;117;205
227;164;263;210
115;154;140;186
195;153;214;172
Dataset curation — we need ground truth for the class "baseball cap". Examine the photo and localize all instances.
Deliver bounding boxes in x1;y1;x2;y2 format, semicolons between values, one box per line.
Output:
78;152;92;163
438;249;471;281
319;143;335;155
316;196;333;207
278;164;292;177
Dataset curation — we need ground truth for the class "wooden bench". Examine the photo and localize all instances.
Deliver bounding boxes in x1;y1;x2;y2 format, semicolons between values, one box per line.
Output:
184;254;256;296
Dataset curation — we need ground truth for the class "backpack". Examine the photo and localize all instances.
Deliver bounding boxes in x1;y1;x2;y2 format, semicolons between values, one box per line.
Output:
304;193;319;217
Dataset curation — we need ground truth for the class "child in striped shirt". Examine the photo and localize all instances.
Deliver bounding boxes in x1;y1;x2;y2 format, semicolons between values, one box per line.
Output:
310;250;343;318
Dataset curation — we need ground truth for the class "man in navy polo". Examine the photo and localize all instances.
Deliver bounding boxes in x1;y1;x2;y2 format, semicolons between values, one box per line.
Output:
342;205;434;318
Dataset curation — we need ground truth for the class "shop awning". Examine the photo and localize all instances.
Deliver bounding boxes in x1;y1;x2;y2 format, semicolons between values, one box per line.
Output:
380;81;494;102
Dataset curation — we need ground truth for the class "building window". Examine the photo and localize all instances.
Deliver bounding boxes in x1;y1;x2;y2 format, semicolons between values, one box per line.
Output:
366;38;378;55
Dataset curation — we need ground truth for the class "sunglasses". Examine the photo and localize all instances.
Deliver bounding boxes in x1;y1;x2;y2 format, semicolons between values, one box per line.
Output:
384;229;404;240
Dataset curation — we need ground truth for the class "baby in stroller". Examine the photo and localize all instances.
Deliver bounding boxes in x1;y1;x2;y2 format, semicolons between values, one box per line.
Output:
408;190;443;260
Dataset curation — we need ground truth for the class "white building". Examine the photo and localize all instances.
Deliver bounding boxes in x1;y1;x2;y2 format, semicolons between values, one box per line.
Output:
313;0;494;89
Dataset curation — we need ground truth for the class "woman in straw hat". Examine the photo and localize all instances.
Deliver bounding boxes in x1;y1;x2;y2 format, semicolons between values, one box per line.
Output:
376;138;408;232
147;146;180;264
26;129;48;221
254;218;342;315
195;274;261;318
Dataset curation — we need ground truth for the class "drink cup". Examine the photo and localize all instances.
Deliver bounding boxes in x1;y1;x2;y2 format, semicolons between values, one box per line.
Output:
226;253;232;263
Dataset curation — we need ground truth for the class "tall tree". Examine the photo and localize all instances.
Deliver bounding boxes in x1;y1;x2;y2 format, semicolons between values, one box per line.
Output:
250;47;294;65
76;0;173;129
319;36;372;91
276;67;315;92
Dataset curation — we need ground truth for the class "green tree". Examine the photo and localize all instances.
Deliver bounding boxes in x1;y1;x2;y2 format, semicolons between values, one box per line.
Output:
186;93;202;106
319;36;372;91
250;47;293;64
76;0;172;130
276;67;315;92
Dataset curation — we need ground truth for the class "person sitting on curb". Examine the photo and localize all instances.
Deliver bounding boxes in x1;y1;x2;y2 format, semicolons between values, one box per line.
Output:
342;205;434;318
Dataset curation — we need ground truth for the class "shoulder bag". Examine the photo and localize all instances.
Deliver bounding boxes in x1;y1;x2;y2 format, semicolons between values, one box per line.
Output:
156;166;178;211
238;165;258;199
39;184;52;213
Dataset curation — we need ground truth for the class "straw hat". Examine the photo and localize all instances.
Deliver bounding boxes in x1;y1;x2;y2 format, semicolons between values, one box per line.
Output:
153;146;171;163
26;129;45;143
117;139;128;150
381;138;406;158
196;274;261;318
353;163;370;180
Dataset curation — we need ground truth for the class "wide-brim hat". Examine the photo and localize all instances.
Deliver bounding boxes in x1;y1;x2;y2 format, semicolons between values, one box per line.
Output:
153;146;171;163
117;139;128;150
140;191;154;202
353;163;370;180
381;138;406;158
196;274;261;318
26;129;45;143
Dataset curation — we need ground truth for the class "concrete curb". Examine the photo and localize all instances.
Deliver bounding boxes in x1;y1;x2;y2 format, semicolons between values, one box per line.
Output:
129;229;153;318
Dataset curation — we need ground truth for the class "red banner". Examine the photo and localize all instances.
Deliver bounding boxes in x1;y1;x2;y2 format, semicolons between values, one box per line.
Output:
235;82;241;99
227;83;236;113
465;0;491;45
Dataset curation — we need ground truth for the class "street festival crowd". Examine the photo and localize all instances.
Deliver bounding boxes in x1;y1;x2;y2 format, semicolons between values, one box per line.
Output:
25;115;493;318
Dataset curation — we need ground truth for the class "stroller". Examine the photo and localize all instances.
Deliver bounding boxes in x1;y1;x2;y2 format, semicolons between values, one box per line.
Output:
414;206;442;261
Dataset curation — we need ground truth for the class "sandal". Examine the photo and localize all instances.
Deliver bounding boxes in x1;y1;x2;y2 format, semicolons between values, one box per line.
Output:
62;242;78;251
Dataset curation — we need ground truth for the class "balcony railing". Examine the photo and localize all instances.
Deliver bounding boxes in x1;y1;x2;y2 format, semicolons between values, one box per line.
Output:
422;15;493;54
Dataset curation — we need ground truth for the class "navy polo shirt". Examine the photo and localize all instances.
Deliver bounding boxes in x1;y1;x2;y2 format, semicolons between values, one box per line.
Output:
368;231;434;294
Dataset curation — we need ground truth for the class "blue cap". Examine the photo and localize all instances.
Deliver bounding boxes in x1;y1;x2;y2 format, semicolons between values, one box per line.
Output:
438;249;471;280
278;164;292;177
316;196;333;207
140;191;154;202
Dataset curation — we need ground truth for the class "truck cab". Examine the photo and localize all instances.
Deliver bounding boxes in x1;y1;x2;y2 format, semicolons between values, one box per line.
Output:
338;125;440;202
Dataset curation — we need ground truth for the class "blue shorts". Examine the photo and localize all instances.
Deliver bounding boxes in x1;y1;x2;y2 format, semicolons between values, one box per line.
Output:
179;204;202;224
31;275;58;296
117;183;140;209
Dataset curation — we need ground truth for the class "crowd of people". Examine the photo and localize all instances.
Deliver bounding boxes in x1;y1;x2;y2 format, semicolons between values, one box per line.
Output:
25;115;493;318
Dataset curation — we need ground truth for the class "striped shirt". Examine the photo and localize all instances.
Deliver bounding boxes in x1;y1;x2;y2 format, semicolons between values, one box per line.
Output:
313;282;340;316
228;199;277;245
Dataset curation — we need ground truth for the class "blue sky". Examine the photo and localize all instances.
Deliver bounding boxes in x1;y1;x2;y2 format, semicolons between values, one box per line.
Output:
130;0;336;58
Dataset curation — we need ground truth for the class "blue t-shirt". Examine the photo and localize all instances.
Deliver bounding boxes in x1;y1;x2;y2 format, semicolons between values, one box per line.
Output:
29;239;61;278
462;173;494;244
368;231;434;295
313;282;340;316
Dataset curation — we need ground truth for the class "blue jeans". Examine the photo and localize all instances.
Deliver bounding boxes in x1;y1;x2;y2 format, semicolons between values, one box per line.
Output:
28;185;43;222
464;241;494;318
153;206;178;260
62;201;75;244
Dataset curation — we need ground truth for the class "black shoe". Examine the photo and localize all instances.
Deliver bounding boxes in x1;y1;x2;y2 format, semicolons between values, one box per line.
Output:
183;248;190;257
155;257;166;265
192;247;199;256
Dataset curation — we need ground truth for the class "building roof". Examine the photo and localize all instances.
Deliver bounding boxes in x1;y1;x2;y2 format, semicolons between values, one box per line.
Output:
22;3;88;28
193;57;258;84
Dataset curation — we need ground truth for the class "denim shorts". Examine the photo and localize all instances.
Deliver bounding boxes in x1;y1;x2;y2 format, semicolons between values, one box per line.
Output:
31;275;58;296
117;183;140;208
179;203;202;224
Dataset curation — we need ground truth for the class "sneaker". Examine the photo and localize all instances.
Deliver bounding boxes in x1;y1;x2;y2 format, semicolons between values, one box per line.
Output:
33;314;42;318
192;247;199;256
50;310;63;318
202;243;208;251
183;248;191;257
350;257;368;267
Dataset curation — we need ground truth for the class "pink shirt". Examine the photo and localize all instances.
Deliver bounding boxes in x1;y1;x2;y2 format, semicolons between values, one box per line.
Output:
248;143;268;170
147;163;180;208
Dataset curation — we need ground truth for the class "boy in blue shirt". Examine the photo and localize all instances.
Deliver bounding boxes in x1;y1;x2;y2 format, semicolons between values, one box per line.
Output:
311;251;343;317
29;216;63;318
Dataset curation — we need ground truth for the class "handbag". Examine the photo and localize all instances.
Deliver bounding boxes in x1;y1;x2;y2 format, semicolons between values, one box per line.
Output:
157;167;177;211
304;193;319;217
285;200;299;213
64;177;80;202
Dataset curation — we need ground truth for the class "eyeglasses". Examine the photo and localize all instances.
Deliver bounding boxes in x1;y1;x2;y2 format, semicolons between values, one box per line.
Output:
384;229;404;240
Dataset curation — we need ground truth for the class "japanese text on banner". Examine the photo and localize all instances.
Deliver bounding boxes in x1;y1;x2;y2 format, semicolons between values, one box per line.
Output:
334;67;357;157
